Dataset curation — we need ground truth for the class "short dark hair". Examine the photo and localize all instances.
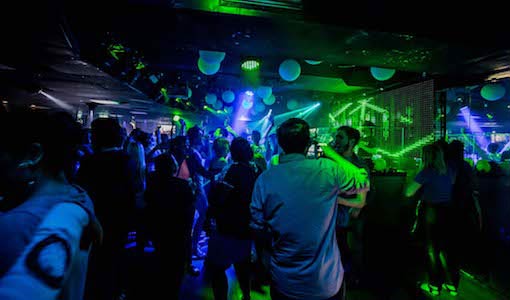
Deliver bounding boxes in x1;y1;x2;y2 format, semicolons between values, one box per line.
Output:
0;109;81;175
91;118;123;150
230;137;253;163
213;137;230;157
154;152;178;176
447;140;464;162
277;118;311;154
187;125;203;141
338;126;361;146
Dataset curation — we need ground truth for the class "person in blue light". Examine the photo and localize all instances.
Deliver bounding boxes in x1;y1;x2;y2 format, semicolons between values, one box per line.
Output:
0;109;101;300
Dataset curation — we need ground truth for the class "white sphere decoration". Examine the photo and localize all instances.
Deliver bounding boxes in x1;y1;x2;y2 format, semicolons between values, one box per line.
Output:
370;67;396;81
213;100;223;110
256;86;272;100
199;50;226;64
254;101;266;113
263;94;276;106
481;83;506;101
286;99;299;110
279;59;301;82
222;90;235;103
304;60;322;65
198;58;220;75
205;93;217;105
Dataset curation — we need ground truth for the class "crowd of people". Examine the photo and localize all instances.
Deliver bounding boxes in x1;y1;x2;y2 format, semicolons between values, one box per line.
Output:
0;107;503;300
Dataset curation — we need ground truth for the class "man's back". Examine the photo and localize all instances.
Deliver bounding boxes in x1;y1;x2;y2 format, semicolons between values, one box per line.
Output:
251;154;364;300
77;150;137;245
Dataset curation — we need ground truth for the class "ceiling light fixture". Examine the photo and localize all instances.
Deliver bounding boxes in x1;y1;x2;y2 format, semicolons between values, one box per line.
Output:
241;59;260;71
90;99;120;105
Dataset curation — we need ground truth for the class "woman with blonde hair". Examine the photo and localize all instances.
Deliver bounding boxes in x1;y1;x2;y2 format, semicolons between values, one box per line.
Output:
406;144;457;297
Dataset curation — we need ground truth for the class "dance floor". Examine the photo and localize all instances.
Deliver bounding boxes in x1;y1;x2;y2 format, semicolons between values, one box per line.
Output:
180;260;507;300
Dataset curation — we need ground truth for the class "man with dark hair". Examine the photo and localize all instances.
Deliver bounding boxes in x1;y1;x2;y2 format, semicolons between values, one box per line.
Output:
0;110;101;300
251;118;369;300
207;137;259;300
77;118;138;300
333;126;370;286
144;152;195;299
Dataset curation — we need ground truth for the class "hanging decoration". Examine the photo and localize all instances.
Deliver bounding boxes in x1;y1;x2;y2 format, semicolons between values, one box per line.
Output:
480;83;506;101
222;90;235;103
198;58;220;75
279;59;301;82
205;93;217;105
370;67;396;81
263;94;276;106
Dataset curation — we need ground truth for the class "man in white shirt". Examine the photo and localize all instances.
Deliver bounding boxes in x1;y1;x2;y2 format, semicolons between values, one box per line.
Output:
250;118;369;300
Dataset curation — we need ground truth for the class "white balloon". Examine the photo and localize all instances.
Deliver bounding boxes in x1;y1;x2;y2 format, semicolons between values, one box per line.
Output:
279;59;301;82
213;100;223;110
256;86;272;100
304;60;322;65
205;93;217;105
263;94;276;106
255;101;266;113
198;58;220;75
286;99;299;110
222;90;235;103
199;50;226;64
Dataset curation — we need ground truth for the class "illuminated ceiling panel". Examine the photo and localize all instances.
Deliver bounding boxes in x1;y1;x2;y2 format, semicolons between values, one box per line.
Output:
220;0;303;11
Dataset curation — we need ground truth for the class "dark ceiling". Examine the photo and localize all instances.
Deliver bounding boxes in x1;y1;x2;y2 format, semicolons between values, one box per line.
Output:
2;0;510;120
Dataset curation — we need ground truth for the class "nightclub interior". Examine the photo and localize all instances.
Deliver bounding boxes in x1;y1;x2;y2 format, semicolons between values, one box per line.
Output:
1;1;510;300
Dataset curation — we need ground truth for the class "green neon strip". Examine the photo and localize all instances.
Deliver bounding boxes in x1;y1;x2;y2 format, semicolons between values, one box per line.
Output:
333;103;353;118
360;103;366;127
348;105;362;115
371;134;435;158
364;102;388;113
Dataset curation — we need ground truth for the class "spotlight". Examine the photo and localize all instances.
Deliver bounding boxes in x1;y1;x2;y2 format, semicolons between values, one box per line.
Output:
173;115;180;122
245;90;254;96
241;59;260;71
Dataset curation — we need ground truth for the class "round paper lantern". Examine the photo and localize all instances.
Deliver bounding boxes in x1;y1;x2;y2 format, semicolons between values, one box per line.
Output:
205;93;217;105
279;59;301;82
254;101;266;113
370;67;396;81
263;94;276;106
199;50;226;64
212;100;223;110
242;98;254;110
256;86;272;100
187;87;193;98
286;99;299;110
305;60;322;65
481;83;506;101
222;90;235;103
198;58;220;75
